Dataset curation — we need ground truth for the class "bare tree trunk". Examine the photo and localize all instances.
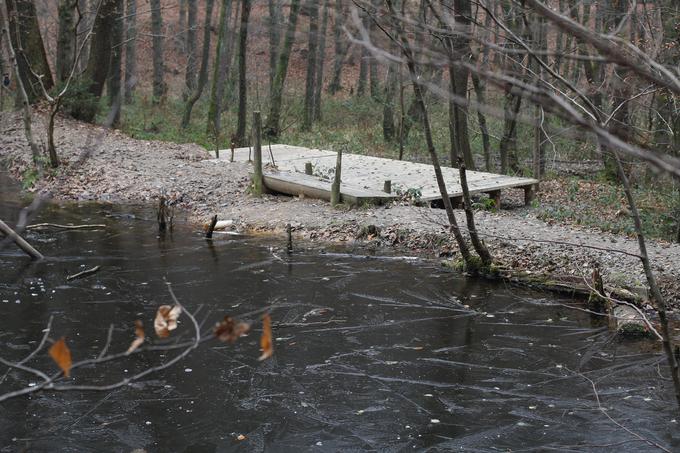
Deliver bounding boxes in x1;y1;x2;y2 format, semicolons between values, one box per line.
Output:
386;0;473;265
263;0;301;138
0;2;41;169
460;163;492;266
499;89;521;175
76;0;90;73
180;0;215;128
124;0;136;103
150;0;165;103
184;0;197;98
327;0;347;95
302;0;319;131
471;72;491;171
614;152;680;409
207;0;234;135
446;0;474;169
382;64;397;142
234;0;251;146
179;0;187;38
56;0;76;83
267;0;281;88
107;0;123;126
357;47;368;96
312;0;328;122
78;0;116;122
5;0;54;103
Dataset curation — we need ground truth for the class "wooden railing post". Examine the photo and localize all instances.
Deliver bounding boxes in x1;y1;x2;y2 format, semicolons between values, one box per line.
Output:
252;111;264;196
330;148;343;206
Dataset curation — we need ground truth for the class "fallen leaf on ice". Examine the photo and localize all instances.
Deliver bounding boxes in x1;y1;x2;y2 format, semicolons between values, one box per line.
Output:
127;320;145;354
154;305;182;338
258;313;273;361
214;316;250;343
49;337;72;377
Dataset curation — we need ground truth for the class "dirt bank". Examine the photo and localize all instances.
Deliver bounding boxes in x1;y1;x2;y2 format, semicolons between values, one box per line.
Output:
2;112;679;313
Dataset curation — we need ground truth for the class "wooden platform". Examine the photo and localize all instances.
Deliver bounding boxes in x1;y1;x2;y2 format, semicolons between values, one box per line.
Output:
210;144;538;206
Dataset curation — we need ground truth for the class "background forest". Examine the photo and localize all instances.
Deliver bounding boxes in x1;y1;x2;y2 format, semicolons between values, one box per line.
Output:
0;0;679;243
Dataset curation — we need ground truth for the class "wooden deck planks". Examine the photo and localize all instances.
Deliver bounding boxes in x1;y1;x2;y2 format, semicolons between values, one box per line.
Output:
211;145;538;205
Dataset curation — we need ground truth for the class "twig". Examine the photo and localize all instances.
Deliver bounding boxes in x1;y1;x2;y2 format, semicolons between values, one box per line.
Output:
26;223;107;231
97;324;115;360
66;265;101;281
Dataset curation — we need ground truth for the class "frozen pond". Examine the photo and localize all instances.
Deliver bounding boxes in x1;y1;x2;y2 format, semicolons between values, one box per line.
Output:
0;173;678;451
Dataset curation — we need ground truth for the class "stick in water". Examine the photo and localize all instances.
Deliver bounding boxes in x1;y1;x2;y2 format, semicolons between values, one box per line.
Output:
66;266;101;281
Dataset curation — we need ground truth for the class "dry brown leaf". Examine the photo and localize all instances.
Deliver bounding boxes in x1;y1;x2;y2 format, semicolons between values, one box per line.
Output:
127;320;145;354
154;304;182;338
258;313;273;361
214;316;250;343
49;337;72;377
236;434;246;441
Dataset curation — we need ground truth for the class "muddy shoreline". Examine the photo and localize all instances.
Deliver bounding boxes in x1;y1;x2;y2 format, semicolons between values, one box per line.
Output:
2;112;679;318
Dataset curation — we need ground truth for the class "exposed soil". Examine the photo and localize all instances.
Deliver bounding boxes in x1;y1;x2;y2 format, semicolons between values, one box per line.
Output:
2;112;680;314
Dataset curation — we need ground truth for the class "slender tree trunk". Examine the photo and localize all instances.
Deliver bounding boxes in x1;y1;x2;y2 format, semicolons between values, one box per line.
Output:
302;0;319;131
447;0;474;169
382;64;397;142
124;0;137;103
56;0;76;83
179;0;187;38
180;0;215;128
76;0;90;73
263;0;301;138
312;0;328;122
357;47;368;96
234;0;251;146
107;0;123;126
5;0;54;103
614;151;680;409
267;0;281;88
207;0;233;135
499;90;521;175
327;0;347;95
386;1;472;265
471;72;491;171
150;0;165;103
78;0;116;122
184;0;197;98
1;2;41;169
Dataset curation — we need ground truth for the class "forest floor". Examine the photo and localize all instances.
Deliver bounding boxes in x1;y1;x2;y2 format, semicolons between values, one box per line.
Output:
2;112;680;314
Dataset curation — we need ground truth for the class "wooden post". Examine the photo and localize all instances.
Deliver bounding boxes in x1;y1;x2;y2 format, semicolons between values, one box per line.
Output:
305;162;313;175
252;111;264;196
383;180;391;194
0;219;43;260
206;215;218;239
487;190;501;209
230;140;235;163
286;223;293;254
330;148;342;206
523;186;534;206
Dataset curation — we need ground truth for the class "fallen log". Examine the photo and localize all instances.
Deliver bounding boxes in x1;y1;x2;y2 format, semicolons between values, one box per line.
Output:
0;219;43;260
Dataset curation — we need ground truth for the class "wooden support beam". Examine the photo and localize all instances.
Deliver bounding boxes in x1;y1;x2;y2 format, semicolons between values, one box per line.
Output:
451;196;463;209
0;219;44;260
486;190;501;209
305;162;313;175
524;186;535;206
383;180;392;194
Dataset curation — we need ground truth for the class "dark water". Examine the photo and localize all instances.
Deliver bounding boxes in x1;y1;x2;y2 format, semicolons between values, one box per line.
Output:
0;173;678;452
